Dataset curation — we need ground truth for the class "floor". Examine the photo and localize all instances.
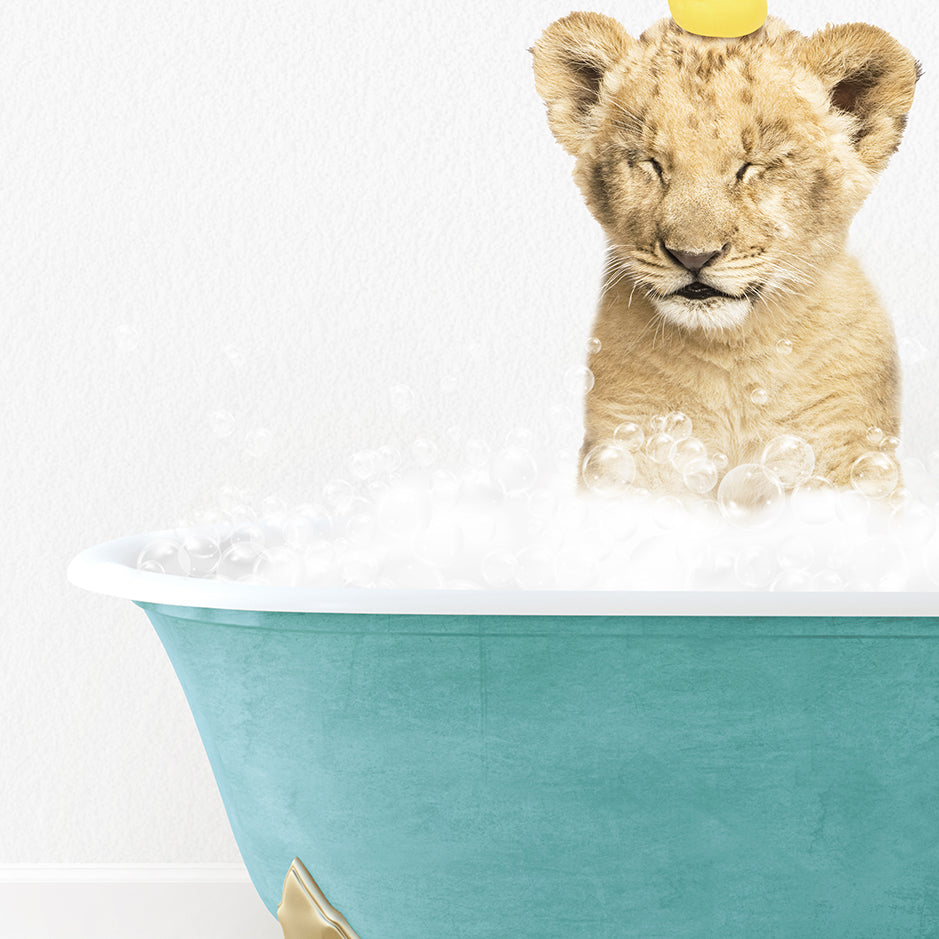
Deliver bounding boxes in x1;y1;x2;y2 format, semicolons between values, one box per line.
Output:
0;881;282;938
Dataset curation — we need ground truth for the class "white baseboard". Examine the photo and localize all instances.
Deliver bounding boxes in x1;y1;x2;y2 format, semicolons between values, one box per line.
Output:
0;863;252;883
0;865;282;939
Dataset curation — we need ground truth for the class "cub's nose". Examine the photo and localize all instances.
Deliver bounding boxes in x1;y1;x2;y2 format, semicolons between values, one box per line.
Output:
664;245;726;273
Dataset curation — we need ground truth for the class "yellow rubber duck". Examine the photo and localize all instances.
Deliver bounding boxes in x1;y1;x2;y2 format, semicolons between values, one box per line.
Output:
668;0;768;38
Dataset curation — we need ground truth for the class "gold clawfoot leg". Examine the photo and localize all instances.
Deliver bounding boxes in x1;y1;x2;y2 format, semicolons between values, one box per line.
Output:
277;857;362;939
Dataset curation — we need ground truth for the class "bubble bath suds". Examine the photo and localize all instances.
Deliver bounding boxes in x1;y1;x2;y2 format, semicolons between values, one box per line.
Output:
138;385;939;592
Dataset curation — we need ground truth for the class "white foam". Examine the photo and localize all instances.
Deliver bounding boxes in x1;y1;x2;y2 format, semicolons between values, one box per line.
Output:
139;430;939;592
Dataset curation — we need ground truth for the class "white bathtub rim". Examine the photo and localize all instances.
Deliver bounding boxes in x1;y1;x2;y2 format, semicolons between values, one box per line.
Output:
66;530;939;617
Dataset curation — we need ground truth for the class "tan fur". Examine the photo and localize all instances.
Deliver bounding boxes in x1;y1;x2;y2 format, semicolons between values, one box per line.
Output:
532;14;919;491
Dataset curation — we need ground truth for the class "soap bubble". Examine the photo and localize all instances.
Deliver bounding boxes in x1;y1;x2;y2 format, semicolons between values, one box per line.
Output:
217;541;265;581
323;479;356;512
586;337;602;355
350;449;383;480
343;507;377;545
923;535;939;587
771;569;812;591
230;521;266;546
137;539;191;577
380;551;443;589
284;504;332;548
389;384;415;414
528;487;559;524
735;544;776;589
228;499;257;522
114;324;140;352
850;451;899;500
223;344;247;368
548;405;576;442
181;535;221;577
564;365;595;396
481;549;517;588
652;496;685;529
649;415;667;433
259;495;287;519
302;541;336;585
791;476;837;524
431;469;460;503
645;433;676;465
889;501;935;545
825;537;857;571
749;386;769;406
459;468;501;506
406;437;436;468
245;428;274;459
682;460;718;494
761;435;815;490
835;488;871;526
777;536;814;571
812;570;844;591
492;446;538;495
866;427;885;447
927;449;939;478
464;437;490;469
254;546;304;586
207;409;236;438
776;339;792;356
613;422;645;452
191;508;232;538
672;437;708;473
663;412;693;441
340;546;383;585
581;443;636;495
415;517;463;567
446;579;483;590
515;546;555;589
880;436;900;452
717;463;784;527
506;428;535;450
888;486;912;512
852;538;908;590
376;485;432;540
553;543;598;589
711;451;729;471
898;336;931;365
628;535;690;590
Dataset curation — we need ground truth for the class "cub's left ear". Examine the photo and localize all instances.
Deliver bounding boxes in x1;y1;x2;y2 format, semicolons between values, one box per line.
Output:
799;23;921;173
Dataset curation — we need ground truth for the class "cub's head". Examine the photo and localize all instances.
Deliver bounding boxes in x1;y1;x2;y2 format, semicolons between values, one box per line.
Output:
533;14;919;336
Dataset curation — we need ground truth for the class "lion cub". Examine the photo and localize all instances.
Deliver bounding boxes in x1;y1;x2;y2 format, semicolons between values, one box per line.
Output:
533;14;919;492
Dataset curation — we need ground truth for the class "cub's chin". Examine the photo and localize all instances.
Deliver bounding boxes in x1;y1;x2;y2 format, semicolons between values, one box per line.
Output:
652;285;754;336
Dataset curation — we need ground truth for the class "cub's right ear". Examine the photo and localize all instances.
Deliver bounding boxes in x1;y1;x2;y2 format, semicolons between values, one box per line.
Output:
532;12;634;156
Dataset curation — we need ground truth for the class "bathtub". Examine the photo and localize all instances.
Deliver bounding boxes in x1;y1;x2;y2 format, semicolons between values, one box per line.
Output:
69;530;939;938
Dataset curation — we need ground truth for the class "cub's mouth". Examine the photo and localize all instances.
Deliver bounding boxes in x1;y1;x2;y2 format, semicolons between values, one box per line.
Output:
673;282;736;301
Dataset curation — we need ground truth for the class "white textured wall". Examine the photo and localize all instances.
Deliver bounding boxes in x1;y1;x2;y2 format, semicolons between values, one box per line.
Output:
4;0;936;864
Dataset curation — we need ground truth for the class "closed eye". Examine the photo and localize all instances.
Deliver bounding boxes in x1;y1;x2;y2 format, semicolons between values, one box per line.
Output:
646;157;665;180
736;162;754;181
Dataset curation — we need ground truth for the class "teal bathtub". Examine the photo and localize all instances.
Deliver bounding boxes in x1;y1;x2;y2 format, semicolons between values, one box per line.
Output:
69;533;939;938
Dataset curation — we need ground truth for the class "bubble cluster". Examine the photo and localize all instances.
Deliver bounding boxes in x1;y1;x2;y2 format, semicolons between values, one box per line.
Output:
135;380;939;593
